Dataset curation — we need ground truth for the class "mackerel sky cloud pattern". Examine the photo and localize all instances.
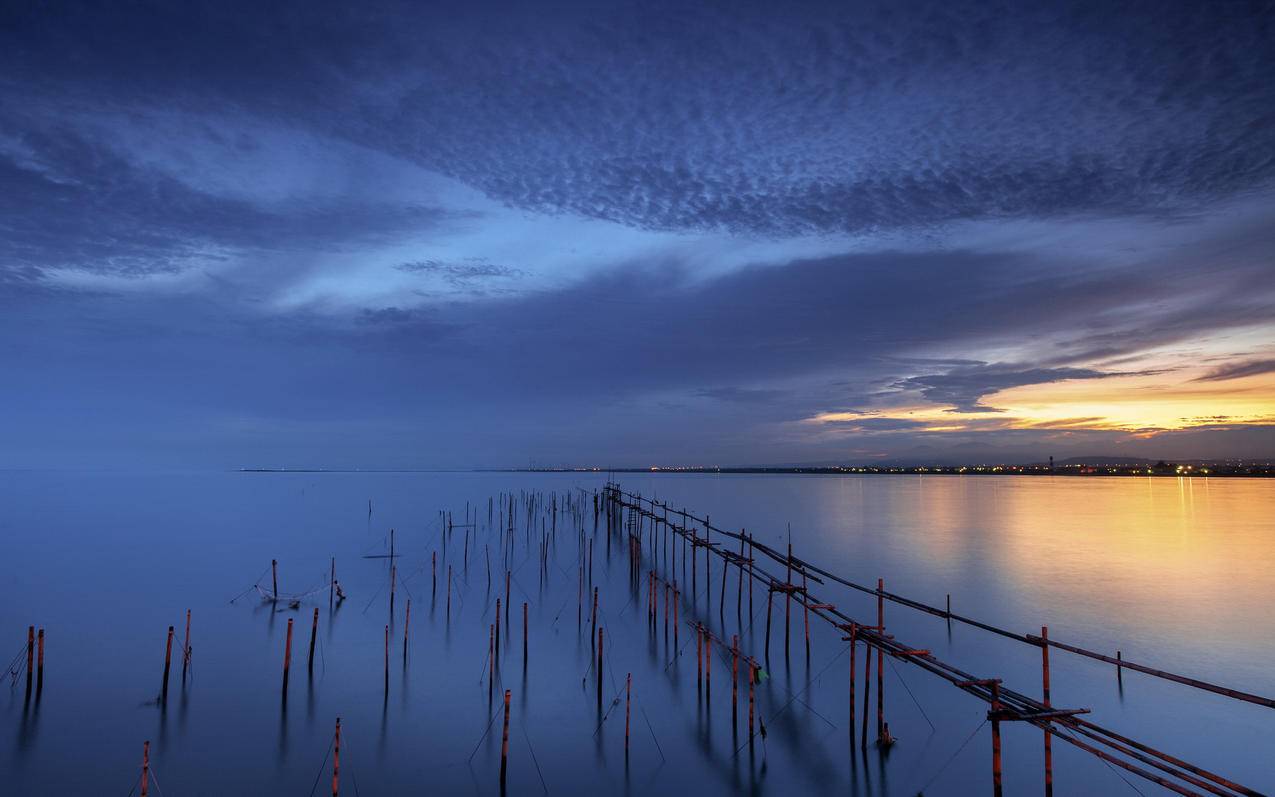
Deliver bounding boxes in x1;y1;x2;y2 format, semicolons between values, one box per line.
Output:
2;0;1274;467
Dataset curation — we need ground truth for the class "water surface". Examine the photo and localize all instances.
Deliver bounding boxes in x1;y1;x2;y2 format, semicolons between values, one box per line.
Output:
1;471;1271;795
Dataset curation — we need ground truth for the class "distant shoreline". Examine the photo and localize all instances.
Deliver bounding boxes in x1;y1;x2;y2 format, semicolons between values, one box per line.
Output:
239;465;1275;477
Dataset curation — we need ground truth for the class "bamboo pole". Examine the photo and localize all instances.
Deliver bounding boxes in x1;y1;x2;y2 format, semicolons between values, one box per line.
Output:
162;625;174;703
140;740;150;797
992;681;1004;797
282;618;293;699
332;717;341;797
500;689;511;791
36;628;44;694
1043;626;1053;796
25;625;33;696
309;607;319;673
181;610;191;681
877;577;885;742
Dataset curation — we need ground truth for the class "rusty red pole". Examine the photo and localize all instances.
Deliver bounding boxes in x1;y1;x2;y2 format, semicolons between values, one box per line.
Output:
332;717;341;796
500;689;511;791
140;740;150;797
282;618;293;700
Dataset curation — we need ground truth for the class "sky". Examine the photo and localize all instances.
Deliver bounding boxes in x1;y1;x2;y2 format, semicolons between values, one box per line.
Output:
2;0;1274;468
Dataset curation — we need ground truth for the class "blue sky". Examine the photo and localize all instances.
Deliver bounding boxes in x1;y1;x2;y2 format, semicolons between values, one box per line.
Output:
3;1;1274;468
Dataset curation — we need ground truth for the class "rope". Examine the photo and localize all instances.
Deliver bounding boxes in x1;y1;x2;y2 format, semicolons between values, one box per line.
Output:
307;732;334;796
911;718;987;795
521;720;549;794
888;655;936;732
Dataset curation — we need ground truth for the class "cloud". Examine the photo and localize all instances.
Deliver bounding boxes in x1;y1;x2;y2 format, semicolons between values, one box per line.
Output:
892;365;1116;413
1193;359;1275;382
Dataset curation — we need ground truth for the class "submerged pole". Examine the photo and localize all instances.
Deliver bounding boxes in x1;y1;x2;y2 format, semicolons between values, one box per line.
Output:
877;578;885;742
272;559;278;601
25;625;33;696
991;681;1004;797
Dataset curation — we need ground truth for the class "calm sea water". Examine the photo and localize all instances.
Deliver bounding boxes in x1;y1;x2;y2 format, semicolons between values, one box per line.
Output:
1;470;1271;795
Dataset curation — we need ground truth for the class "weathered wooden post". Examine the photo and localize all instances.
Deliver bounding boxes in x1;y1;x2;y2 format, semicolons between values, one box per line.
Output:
877;577;885;742
282;618;293;700
747;662;755;738
802;572;811;659
25;625;33;696
162;625;174;703
332;717;341;797
500;689;512;791
991;680;1004;797
36;628;44;694
731;634;739;727
785;542;793;656
272;559;278;601
848;623;857;742
1116;650;1124;687
1042;626;1053;796
403;599;411;661
308;607;319;673
140;740;150;797
861;639;871;749
181;610;191;681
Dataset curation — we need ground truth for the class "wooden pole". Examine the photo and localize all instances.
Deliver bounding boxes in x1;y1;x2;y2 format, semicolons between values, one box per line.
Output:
764;588;773;661
597;627;604;710
403;599;411;660
36;628;44;694
181;610;191;681
384;624;389;695
162;625;174;703
282;618;293;699
625;673;632;752
489;624;495;697
308;607;319;673
748;663;755;738
991;680;1004;797
803;571;810;659
837;622;850;744
332;717;341;797
272;559;278;601
785;541;792;656
877;577;885;742
1042;626;1053;797
25;625;33;695
732;634;739;728
861;638;871;749
500;689;511;791
140;740;150;797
